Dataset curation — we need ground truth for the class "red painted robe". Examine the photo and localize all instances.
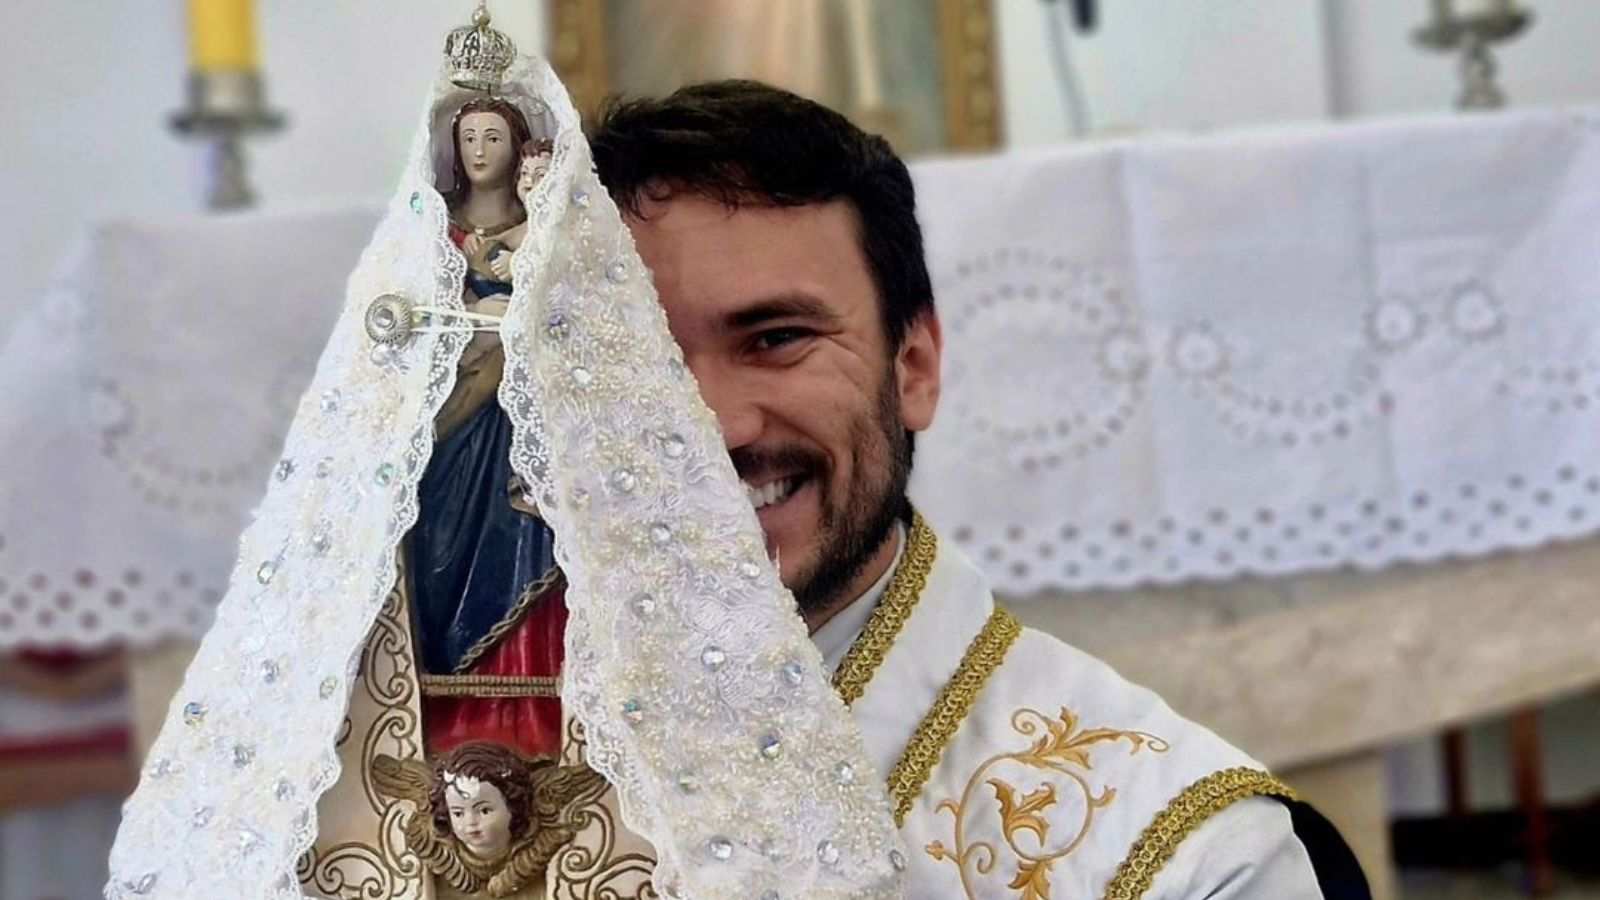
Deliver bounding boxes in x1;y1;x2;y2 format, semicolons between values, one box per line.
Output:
421;583;567;760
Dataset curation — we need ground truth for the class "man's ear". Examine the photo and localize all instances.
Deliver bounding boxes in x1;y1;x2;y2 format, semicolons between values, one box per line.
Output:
896;310;942;433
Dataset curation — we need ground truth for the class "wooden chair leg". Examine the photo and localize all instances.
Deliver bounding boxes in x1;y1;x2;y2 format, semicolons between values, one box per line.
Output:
1440;726;1470;866
1509;708;1555;896
1442;727;1470;817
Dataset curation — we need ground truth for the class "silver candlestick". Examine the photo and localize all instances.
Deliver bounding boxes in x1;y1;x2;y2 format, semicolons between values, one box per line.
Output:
171;69;285;210
1413;0;1533;111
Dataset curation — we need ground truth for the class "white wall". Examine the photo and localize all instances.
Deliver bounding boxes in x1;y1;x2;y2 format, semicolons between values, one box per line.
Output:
997;0;1331;143
996;0;1600;145
1330;0;1600;118
0;0;544;334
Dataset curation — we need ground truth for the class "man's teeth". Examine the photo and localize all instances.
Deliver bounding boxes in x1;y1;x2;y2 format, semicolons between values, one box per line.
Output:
744;478;795;510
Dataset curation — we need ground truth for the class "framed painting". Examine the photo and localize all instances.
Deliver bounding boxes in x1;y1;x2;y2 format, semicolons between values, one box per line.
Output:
548;0;1002;154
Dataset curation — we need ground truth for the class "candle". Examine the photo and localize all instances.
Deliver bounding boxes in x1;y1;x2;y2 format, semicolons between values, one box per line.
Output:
844;0;884;111
187;0;259;71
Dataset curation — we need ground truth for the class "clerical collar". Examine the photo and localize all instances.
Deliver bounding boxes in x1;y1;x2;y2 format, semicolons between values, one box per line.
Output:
812;523;906;675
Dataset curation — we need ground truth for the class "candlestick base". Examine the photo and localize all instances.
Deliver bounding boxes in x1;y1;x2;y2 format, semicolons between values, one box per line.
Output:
170;70;285;211
1412;8;1532;112
1457;33;1506;111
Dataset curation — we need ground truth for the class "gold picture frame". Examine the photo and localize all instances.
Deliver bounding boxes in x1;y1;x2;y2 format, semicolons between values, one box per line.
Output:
547;0;1002;153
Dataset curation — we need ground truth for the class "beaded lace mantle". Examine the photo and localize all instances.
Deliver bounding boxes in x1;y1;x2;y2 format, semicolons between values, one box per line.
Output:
105;55;903;900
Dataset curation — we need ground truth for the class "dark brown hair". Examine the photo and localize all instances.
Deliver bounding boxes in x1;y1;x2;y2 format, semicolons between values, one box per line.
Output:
428;741;535;841
588;80;934;352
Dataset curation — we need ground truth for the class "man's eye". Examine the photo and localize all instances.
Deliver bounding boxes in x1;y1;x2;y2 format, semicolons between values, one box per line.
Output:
751;328;811;352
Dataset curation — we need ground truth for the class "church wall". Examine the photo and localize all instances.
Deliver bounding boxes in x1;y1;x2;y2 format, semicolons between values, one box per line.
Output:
995;0;1600;144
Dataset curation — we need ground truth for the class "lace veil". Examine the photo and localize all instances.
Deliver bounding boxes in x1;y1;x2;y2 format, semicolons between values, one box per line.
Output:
105;54;904;900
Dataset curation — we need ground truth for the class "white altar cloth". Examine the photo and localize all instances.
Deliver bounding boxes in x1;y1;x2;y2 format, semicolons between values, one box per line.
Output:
4;109;1600;647
0;209;375;649
913;108;1600;593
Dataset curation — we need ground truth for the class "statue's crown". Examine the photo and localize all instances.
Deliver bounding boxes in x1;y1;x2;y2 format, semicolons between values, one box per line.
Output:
445;4;516;92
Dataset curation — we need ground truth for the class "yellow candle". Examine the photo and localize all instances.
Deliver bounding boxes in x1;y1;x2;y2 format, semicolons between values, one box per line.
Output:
187;0;259;71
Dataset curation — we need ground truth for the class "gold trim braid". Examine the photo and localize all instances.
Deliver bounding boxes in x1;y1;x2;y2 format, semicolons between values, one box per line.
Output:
420;673;561;698
454;567;565;673
1101;767;1299;900
884;606;1021;825
832;512;938;706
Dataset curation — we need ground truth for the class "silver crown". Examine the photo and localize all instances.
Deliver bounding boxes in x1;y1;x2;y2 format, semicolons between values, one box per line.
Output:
444;3;516;92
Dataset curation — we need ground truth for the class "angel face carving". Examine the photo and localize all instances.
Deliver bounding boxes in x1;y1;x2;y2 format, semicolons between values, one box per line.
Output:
374;741;607;898
428;743;537;863
445;776;515;858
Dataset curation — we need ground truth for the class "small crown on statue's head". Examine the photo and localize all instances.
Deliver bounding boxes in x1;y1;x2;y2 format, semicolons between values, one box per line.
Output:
445;3;516;92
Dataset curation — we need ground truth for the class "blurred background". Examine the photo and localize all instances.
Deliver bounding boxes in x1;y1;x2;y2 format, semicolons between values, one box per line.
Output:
2;1;1598;898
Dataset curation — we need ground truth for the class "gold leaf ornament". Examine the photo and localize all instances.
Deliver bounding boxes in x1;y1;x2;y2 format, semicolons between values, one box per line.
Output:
988;780;1057;845
927;707;1170;898
1007;857;1054;900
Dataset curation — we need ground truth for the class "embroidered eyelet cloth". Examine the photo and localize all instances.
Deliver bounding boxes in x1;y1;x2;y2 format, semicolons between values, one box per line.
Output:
0;210;374;650
909;106;1600;594
4;107;1600;654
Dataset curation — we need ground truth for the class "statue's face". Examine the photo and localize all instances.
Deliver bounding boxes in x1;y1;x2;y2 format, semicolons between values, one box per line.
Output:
517;151;553;197
457;111;518;190
447;779;513;857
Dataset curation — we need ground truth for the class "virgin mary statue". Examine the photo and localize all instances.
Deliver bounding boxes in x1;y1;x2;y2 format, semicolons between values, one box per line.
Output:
103;8;903;900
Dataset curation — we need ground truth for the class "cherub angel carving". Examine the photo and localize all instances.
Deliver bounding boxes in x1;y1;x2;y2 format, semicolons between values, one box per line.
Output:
373;740;607;898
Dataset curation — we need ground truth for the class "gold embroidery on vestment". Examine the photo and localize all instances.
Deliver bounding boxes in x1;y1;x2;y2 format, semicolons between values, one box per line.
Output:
886;607;1021;825
831;512;937;706
926;706;1170;899
1100;767;1297;900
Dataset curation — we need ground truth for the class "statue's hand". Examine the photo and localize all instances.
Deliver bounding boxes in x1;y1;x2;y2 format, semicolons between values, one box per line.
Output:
489;251;512;281
461;232;485;258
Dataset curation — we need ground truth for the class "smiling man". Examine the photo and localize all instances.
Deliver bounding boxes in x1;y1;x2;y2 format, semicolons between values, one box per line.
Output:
589;81;1369;899
624;195;931;639
594;84;940;644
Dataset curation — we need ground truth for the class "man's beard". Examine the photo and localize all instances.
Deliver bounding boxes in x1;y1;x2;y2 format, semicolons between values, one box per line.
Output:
729;369;912;617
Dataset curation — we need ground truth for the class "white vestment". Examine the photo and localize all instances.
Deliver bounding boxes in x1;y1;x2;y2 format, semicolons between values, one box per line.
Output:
837;516;1325;898
556;515;1337;899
